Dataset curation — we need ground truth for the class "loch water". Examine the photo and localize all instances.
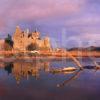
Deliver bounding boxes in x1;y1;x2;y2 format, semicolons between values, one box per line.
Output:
0;57;100;100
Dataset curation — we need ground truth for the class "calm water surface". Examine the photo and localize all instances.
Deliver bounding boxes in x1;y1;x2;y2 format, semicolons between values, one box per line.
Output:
0;57;100;100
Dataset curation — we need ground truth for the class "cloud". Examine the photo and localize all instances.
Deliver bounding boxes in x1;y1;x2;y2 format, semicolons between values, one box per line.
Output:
80;33;100;41
0;0;99;47
65;14;100;27
0;0;85;28
74;33;100;47
2;0;85;20
0;0;86;37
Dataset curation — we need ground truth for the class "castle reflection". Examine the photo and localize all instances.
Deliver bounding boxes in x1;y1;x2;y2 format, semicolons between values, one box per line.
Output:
0;60;83;87
0;60;51;84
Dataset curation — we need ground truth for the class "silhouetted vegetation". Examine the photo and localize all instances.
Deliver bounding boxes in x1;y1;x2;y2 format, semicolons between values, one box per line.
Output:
4;63;13;74
26;43;38;51
4;34;13;51
5;34;13;47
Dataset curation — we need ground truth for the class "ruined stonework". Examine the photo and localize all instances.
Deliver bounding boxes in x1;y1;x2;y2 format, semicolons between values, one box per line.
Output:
0;40;4;50
13;26;51;51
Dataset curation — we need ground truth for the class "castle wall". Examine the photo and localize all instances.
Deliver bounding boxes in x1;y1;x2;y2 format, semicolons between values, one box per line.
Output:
13;26;51;51
0;40;4;50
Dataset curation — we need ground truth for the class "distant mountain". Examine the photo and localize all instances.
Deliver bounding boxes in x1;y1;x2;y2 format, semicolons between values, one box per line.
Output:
68;46;100;51
87;46;100;51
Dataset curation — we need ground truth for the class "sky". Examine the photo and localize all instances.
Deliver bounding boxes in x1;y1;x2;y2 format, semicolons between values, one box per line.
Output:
0;0;100;48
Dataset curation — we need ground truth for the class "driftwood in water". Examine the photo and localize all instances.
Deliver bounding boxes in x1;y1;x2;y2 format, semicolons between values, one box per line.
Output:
50;67;77;74
66;51;83;69
83;65;96;69
57;70;81;87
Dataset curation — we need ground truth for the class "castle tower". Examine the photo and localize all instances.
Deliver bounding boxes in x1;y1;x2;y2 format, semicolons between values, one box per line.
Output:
44;37;51;50
25;29;29;34
13;26;26;51
32;29;40;39
15;26;22;35
13;26;22;39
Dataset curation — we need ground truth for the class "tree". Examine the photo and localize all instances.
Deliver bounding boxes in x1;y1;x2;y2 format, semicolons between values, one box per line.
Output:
5;34;13;47
4;34;13;51
4;43;12;51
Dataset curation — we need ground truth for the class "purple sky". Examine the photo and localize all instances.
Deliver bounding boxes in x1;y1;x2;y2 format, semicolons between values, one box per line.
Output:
0;0;100;48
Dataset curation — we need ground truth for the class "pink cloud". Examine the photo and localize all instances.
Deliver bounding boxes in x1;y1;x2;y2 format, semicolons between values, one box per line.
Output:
76;33;100;46
65;15;100;27
0;0;86;37
0;0;86;21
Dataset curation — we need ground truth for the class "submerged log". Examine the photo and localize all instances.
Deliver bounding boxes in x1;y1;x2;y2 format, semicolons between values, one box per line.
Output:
50;67;77;74
83;66;96;69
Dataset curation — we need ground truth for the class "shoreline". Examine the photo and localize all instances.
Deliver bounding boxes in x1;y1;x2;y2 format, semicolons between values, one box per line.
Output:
0;50;100;60
0;55;99;63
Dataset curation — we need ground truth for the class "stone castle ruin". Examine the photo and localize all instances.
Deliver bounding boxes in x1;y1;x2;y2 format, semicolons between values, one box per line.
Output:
13;26;51;51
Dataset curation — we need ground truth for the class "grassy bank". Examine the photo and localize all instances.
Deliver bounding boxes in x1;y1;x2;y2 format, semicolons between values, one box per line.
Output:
0;50;100;58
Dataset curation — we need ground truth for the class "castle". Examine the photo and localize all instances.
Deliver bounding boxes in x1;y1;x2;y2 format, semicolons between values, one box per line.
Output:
13;26;51;51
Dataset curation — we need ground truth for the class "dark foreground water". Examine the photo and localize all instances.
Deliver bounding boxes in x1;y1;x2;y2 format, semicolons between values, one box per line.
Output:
0;57;100;100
